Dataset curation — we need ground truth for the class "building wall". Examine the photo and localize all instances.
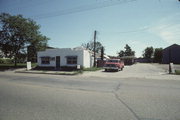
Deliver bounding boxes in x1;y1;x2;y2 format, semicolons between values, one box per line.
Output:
90;56;94;67
37;50;55;67
162;45;180;64
162;48;169;64
37;48;91;68
83;50;91;68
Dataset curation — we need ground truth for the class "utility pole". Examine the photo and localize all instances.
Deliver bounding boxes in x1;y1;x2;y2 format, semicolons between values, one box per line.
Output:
93;30;97;67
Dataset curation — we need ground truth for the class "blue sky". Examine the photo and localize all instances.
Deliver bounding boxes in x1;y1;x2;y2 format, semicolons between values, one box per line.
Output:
0;0;180;57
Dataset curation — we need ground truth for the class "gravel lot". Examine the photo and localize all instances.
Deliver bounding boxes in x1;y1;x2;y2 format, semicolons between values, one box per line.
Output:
80;63;180;80
152;63;180;71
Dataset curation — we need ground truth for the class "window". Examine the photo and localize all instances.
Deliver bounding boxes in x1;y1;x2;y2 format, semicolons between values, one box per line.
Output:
41;57;50;64
66;56;77;64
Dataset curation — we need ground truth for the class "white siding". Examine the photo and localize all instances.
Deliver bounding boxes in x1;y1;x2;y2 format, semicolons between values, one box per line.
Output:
37;48;92;68
83;50;91;68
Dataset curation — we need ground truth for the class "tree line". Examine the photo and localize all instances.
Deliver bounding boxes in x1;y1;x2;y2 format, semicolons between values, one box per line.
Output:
117;45;163;63
142;47;163;63
82;41;163;63
117;44;135;57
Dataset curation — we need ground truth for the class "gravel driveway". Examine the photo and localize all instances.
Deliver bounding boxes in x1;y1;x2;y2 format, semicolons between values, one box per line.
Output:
152;63;180;71
80;63;180;80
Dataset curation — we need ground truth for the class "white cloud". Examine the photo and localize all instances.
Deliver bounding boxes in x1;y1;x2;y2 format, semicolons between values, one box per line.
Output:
149;13;180;44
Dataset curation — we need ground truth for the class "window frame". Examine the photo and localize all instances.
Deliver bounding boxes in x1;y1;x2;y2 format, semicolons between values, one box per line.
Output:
41;56;50;64
66;56;77;65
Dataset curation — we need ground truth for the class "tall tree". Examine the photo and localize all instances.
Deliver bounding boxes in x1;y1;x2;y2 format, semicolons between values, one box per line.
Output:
124;44;135;56
153;48;163;63
82;41;104;53
100;46;104;60
0;13;49;66
143;47;154;59
118;44;135;57
118;50;125;57
27;34;48;62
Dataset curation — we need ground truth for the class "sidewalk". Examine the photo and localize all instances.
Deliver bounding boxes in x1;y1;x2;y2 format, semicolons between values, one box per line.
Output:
15;68;82;75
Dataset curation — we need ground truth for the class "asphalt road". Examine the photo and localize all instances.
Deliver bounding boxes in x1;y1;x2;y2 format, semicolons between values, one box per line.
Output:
0;63;180;120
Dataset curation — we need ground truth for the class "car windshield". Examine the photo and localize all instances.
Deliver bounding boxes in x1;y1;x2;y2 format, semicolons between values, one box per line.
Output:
107;60;119;63
105;64;116;67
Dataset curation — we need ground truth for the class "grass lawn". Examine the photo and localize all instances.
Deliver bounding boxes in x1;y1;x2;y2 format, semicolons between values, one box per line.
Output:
0;63;37;67
83;67;102;71
0;63;37;71
2;65;101;75
175;70;180;75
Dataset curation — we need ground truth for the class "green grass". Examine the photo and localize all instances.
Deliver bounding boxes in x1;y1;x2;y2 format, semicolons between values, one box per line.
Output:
175;70;180;75
83;67;102;71
0;63;37;71
0;63;37;66
0;63;25;67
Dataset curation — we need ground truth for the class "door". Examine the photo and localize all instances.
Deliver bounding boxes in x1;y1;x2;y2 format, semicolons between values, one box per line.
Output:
56;56;60;69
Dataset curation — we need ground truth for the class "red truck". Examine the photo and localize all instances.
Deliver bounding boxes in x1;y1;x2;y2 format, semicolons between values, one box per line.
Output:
103;59;124;72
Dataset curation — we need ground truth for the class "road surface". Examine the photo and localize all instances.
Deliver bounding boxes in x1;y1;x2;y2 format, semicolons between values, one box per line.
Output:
0;63;180;120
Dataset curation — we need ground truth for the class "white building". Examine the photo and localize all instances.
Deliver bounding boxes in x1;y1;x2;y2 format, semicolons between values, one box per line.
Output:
37;47;93;69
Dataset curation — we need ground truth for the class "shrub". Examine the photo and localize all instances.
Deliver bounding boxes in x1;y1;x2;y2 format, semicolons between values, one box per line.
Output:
0;58;14;64
0;58;5;64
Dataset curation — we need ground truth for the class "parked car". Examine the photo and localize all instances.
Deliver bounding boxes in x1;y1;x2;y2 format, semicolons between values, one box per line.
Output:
103;59;124;72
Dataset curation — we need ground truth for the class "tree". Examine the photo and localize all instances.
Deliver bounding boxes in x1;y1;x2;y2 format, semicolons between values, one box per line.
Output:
101;46;104;60
0;13;49;66
153;48;163;63
117;44;135;57
118;50;125;57
82;41;104;53
27;34;48;62
124;44;135;56
143;47;154;59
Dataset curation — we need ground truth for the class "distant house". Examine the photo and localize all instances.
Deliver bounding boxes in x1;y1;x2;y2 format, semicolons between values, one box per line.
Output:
135;58;153;63
108;56;136;65
162;44;180;64
37;47;94;69
121;56;136;65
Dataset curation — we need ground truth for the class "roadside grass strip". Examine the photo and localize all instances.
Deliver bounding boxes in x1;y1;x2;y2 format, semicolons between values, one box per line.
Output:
83;67;102;71
175;70;180;75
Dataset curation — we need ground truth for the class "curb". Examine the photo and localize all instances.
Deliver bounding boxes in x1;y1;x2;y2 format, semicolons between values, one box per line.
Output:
15;70;83;76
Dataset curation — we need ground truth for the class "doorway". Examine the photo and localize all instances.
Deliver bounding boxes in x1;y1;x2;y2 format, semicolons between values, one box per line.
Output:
56;56;60;69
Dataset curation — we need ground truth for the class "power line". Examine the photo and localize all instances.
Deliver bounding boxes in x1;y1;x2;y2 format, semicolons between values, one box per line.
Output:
100;27;149;34
0;0;51;11
99;22;180;35
30;0;136;20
